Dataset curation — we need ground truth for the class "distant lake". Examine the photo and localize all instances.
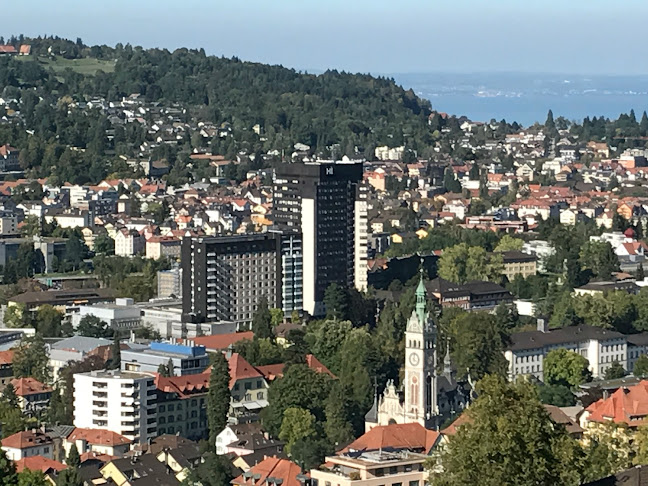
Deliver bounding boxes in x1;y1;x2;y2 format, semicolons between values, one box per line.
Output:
392;72;648;126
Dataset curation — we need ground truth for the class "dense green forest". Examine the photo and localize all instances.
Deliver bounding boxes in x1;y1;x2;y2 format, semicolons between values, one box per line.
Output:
0;35;433;152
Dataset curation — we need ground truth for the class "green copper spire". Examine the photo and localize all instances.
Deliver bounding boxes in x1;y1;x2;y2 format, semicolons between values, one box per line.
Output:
416;267;426;325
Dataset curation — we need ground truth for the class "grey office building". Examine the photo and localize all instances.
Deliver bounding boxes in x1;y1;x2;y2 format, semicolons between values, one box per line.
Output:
273;161;367;316
181;232;301;328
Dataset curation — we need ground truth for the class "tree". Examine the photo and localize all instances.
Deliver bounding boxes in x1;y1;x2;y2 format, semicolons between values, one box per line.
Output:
635;355;648;377
3;304;29;329
47;387;68;425
93;233;115;255
207;352;230;449
279;407;316;454
269;308;283;327
324;382;355;447
604;360;626;380
2;383;18;410
35;305;63;337
18;468;48;486
538;384;576;407
305;320;353;373
549;291;582;329
182;451;233;486
544;349;592;388
63;235;85;272
76;315;113;338
66;443;80;468
449;312;508;381
13;334;50;383
430;375;585;486
251;296;273;339
323;283;349;321
639;263;646;281
56;467;83;486
438;244;502;284
262;364;332;437
494;235;524;252
443;167;462;193
0;448;17;486
106;335;121;370
579;241;620;280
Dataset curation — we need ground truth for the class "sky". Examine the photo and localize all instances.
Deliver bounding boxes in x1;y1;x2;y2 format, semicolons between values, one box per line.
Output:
5;0;648;75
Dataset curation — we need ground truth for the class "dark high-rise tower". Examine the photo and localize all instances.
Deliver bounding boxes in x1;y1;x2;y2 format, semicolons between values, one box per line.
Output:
274;161;367;316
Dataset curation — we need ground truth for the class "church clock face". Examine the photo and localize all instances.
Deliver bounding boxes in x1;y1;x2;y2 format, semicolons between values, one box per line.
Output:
409;353;420;366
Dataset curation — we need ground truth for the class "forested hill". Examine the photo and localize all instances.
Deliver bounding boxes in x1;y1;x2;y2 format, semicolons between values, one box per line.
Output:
0;35;433;152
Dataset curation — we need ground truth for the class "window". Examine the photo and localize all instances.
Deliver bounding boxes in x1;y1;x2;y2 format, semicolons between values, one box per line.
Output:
389;467;398;475
244;382;252;390
168;416;175;423
159;417;166;424
168;404;174;412
159;405;165;413
256;380;262;389
168;426;174;434
409;482;420;486
257;392;264;400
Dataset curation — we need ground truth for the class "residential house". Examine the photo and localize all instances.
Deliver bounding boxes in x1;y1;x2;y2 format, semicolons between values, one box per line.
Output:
232;457;307;486
99;454;181;486
154;373;209;440
1;430;54;461
499;251;537;280
155;444;202;483
63;428;132;458
146;235;181;260
581;380;648;430
0;350;14;392
14;456;66;476
114;228;145;257
11;377;53;417
310;423;439;486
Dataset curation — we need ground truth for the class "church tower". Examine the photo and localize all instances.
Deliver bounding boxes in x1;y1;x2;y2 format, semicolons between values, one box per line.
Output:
404;272;438;428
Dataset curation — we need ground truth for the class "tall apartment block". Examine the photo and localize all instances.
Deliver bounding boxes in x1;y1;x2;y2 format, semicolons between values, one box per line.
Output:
73;370;157;444
274;161;367;317
181;232;302;328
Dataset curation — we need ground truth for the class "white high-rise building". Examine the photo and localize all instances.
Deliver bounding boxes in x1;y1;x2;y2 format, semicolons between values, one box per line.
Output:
73;370;157;444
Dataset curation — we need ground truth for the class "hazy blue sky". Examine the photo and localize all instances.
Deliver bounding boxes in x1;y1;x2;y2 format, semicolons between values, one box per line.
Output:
5;0;648;75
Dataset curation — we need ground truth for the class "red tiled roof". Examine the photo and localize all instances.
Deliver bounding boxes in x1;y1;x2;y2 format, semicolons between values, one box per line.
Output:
228;353;262;388
80;451;116;464
305;355;335;377
10;377;52;396
586;380;648;427
0;350;14;365
255;355;335;382
14;456;66;474
1;430;52;449
188;331;254;351
155;372;209;398
441;413;472;436
19;45;31;55
342;423;441;454
0;144;17;156
67;428;132;447
232;457;306;486
0;46;17;54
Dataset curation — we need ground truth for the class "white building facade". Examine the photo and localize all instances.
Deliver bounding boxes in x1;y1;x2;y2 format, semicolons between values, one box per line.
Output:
73;370;157;444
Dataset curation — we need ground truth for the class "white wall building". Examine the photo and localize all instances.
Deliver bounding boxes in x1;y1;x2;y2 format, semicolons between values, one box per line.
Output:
73;370;157;444
505;324;630;381
71;298;141;331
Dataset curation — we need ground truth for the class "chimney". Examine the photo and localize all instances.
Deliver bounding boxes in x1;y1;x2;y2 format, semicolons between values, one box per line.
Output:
537;318;548;333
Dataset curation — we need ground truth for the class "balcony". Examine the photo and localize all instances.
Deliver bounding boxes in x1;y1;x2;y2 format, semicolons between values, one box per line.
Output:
93;401;108;408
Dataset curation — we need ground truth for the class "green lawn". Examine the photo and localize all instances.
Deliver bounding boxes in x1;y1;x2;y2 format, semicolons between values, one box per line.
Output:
16;55;115;75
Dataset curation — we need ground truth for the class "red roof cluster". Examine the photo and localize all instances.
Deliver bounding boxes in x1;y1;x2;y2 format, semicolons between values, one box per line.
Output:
10;377;53;396
586;380;648;427
14;456;66;474
67;428;131;447
1;430;52;449
155;372;210;398
342;422;441;454
232;456;306;486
